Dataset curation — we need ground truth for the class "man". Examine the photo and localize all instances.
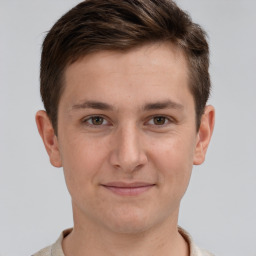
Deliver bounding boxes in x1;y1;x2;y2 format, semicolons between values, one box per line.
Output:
34;0;215;255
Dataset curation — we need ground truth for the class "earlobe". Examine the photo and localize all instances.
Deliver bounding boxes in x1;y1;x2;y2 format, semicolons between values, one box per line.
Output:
35;110;62;168
193;105;215;165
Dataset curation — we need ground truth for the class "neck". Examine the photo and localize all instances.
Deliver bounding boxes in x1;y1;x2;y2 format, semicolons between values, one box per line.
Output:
62;206;189;256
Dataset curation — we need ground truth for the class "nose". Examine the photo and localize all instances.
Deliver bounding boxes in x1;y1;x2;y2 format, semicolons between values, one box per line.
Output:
109;125;148;173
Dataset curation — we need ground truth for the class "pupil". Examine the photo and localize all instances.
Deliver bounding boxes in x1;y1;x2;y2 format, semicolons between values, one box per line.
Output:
154;117;165;125
92;116;103;125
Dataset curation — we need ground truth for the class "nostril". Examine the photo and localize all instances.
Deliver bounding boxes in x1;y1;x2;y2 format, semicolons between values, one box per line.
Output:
110;150;148;173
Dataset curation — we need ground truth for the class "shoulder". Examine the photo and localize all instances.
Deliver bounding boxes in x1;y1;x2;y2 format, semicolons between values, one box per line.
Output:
194;245;215;256
32;245;51;256
32;228;72;256
178;226;215;256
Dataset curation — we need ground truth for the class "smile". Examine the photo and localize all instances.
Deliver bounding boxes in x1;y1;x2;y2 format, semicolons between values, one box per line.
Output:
101;182;155;196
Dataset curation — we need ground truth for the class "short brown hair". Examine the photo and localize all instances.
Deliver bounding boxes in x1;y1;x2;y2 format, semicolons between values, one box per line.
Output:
40;0;210;132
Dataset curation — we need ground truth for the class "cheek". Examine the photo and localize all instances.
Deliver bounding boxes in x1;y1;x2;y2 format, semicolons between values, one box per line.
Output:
149;135;195;190
59;135;107;196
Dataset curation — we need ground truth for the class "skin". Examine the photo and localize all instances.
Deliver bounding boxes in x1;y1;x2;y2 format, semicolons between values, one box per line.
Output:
36;42;215;256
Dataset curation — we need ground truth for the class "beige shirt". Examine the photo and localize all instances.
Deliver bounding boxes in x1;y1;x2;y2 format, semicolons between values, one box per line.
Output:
33;227;214;256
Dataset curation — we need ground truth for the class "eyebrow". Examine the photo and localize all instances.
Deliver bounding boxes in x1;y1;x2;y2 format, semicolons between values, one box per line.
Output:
71;101;114;111
71;99;184;112
143;100;184;111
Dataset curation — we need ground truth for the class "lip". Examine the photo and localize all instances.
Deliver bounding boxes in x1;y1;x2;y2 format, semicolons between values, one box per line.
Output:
101;182;155;196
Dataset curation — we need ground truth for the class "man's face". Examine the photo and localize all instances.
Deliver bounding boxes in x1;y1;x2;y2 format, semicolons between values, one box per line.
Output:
49;43;207;233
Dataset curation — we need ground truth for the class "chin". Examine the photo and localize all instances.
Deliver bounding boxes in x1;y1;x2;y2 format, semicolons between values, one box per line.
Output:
103;207;157;234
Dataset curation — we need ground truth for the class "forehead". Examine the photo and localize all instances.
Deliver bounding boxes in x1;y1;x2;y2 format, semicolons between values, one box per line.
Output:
61;42;191;110
66;42;187;79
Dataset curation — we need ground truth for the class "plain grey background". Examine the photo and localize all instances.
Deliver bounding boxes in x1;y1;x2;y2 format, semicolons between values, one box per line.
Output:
0;1;255;255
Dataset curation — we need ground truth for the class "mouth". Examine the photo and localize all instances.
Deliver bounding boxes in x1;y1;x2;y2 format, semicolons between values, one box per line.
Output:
101;182;156;196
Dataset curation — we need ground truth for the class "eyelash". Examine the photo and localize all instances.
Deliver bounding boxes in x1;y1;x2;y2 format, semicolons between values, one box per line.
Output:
81;115;174;128
82;115;110;127
146;116;173;126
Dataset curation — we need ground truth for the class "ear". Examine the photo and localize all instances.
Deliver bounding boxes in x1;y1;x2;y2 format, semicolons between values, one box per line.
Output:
193;105;215;165
35;110;62;167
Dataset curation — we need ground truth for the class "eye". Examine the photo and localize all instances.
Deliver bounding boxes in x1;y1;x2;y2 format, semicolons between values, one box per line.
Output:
153;116;167;125
83;116;109;126
147;116;171;126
